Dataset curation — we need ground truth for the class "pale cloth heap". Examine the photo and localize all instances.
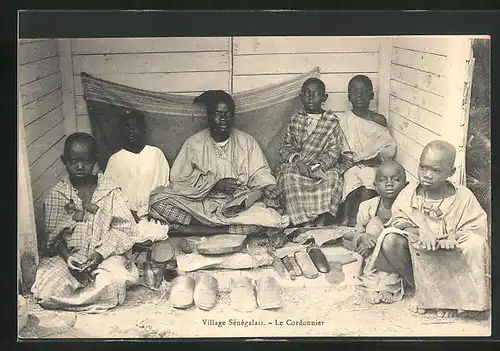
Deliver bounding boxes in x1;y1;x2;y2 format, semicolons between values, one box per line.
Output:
337;111;397;201
368;182;490;313
150;128;289;230
105;145;170;243
31;174;140;313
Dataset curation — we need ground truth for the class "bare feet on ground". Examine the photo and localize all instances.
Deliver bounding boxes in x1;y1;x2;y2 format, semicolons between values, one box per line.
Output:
436;309;457;318
366;291;398;305
407;299;426;314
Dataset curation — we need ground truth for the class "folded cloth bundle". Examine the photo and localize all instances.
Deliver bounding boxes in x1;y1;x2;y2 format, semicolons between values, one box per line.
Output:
221;189;263;218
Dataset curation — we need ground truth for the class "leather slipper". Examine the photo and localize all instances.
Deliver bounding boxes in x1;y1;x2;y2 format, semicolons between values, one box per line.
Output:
230;277;257;312
294;251;319;279
307;244;330;273
170;276;195;309
256;276;283;310
193;274;219;311
150;240;175;265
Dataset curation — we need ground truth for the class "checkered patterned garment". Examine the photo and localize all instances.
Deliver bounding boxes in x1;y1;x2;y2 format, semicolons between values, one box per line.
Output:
276;110;345;225
31;174;140;312
150;201;263;235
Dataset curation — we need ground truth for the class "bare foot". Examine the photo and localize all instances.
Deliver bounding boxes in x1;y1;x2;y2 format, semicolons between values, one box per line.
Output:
407;299;426;314
436;309;457;318
365;291;381;304
378;291;398;304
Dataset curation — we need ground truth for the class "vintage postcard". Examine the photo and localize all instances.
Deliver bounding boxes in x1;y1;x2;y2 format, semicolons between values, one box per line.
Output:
17;12;491;339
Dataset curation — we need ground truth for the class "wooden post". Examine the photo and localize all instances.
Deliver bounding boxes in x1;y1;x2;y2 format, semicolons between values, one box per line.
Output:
58;39;78;134
18;90;39;292
377;36;393;119
442;37;473;185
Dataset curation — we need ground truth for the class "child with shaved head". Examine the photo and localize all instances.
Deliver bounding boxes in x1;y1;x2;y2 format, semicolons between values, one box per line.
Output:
343;160;409;304
31;133;140;312
369;140;490;318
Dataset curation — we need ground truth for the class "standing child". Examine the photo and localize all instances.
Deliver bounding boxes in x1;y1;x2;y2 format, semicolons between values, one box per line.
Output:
343;161;408;304
31;133;140;312
276;78;346;227
337;75;397;226
371;140;489;318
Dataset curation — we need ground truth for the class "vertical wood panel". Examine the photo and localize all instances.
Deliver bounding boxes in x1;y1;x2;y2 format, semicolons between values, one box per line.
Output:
377;37;393;118
58;39;78;135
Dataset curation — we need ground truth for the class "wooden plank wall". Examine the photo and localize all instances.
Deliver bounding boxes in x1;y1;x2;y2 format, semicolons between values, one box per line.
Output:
70;38;232;133
232;37;380;112
387;37;450;182
19;39;67;220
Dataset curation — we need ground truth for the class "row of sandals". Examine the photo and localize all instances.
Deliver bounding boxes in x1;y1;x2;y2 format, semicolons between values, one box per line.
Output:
170;274;283;312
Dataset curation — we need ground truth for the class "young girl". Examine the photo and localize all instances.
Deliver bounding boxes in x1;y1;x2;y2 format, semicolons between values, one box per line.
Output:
343;160;408;304
277;78;347;227
337;75;397;227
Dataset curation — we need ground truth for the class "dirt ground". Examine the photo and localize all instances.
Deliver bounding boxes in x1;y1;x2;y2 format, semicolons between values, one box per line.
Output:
19;265;490;339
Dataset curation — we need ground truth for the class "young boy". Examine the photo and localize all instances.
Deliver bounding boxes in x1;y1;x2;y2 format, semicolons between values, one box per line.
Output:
276;78;346;227
31;133;140;312
343;160;408;304
371;140;489;318
337;75;397;227
105;110;170;226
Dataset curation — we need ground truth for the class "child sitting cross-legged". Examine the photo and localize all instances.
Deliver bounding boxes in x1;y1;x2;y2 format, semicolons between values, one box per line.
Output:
31;133;140;313
343;160;409;304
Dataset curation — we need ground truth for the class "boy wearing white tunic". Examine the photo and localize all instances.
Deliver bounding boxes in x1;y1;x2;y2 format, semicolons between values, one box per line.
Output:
105;110;170;243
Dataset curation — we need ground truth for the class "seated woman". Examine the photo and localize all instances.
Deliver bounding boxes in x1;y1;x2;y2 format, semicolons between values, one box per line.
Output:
337;75;397;226
105;109;170;243
149;90;288;236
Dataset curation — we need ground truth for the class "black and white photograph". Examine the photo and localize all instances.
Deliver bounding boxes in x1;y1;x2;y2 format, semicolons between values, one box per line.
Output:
17;30;491;338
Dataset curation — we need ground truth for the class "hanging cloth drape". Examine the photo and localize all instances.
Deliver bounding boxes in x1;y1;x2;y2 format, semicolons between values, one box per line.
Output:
81;67;321;171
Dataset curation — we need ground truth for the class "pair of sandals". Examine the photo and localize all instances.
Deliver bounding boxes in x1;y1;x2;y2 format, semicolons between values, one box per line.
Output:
170;274;219;311
230;276;283;312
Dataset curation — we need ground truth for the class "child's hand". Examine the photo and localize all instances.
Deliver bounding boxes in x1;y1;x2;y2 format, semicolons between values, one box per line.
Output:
418;229;437;251
437;238;458;250
356;243;373;258
359;233;377;249
262;184;281;199
295;160;310;177
66;256;84;271
81;252;104;273
72;209;85;222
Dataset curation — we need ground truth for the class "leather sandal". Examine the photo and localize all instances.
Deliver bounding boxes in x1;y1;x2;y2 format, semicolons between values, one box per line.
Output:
170;276;195;309
193;274;219;311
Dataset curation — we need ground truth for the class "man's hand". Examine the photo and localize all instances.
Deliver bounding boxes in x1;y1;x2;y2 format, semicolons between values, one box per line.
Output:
418;229;438;251
262;184;280;199
295;159;310;177
214;178;239;194
81;252;104;273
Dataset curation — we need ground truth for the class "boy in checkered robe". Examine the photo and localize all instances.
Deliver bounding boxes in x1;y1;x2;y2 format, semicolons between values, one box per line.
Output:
276;78;348;227
31;133;140;313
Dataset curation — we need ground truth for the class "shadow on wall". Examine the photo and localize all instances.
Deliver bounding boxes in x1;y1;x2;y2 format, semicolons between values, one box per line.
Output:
465;39;490;222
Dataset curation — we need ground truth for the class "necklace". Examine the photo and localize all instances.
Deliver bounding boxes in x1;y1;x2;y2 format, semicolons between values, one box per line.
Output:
421;187;446;219
211;137;229;159
379;200;391;212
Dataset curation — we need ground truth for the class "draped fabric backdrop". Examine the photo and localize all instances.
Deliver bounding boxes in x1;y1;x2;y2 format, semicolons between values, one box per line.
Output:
81;68;321;172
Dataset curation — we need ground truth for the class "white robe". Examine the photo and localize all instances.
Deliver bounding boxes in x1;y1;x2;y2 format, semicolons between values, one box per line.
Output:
105;145;170;242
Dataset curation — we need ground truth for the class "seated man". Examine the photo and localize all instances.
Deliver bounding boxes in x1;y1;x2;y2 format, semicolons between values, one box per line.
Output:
149;90;288;236
371;140;490;318
105;109;170;243
337;75;397;226
31;133;139;312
